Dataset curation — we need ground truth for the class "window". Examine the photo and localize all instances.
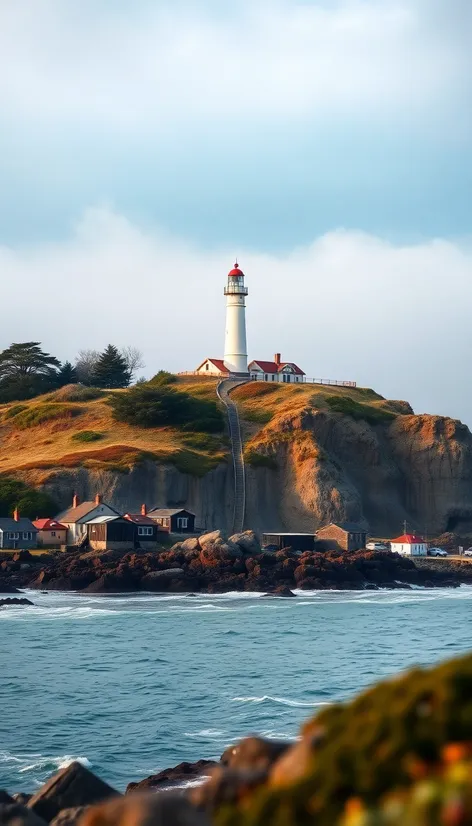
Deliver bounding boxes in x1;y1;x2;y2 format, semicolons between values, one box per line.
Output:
205;363;209;371
272;374;275;381
22;532;32;540
264;374;268;381
177;517;188;530
51;531;56;537
8;532;19;540
138;526;153;536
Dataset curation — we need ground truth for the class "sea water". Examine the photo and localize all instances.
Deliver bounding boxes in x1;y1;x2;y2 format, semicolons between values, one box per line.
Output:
2;586;472;792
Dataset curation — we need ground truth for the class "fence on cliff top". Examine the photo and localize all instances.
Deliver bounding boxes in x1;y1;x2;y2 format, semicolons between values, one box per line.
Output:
178;371;356;388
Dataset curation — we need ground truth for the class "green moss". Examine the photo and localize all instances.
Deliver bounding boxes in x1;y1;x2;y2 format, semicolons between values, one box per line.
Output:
242;410;273;425
4;404;28;420
326;395;396;425
12;404;83;429
71;430;104;443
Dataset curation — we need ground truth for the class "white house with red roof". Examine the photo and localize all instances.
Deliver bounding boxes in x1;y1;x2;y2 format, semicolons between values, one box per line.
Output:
248;354;305;383
390;534;428;557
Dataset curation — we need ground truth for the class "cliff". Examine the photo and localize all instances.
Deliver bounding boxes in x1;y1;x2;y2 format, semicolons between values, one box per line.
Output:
1;379;472;536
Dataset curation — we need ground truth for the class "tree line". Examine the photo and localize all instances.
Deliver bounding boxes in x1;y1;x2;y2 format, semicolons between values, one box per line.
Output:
0;342;145;402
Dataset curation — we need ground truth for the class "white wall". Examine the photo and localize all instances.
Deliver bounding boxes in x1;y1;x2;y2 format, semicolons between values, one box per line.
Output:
224;294;248;373
197;360;226;376
391;542;427;557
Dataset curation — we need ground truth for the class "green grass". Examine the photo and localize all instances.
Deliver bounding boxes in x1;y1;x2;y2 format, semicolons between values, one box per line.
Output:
242;410;273;425
325;395;396;425
11;404;83;430
4;404;28;420
49;385;104;402
71;430;104;443
245;449;278;469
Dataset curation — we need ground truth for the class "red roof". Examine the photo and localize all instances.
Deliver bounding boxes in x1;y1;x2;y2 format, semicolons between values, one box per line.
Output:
249;360;305;376
391;534;425;544
124;513;157;526
197;358;229;374
228;261;244;278
33;518;67;531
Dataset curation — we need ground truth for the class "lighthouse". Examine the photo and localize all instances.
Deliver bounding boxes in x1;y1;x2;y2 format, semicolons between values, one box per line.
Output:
223;261;249;374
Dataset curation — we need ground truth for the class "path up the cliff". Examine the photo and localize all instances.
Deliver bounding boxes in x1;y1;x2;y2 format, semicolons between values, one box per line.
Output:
217;378;249;533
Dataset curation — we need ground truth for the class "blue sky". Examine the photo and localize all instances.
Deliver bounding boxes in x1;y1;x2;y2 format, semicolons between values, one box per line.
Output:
1;0;472;422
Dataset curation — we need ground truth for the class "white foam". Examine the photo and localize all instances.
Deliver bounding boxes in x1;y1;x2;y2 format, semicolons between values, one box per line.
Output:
231;695;329;708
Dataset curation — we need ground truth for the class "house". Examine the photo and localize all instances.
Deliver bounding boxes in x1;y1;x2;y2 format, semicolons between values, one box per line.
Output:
262;532;316;552
124;505;161;548
56;494;121;545
195;358;230;377
87;516;136;551
147;508;195;534
390;534;428;557
248;354;305;383
0;510;38;550
316;522;367;552
33;518;67;547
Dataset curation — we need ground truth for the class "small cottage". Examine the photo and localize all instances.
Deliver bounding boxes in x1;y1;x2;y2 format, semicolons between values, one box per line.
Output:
195;359;230;377
390;534;427;557
248;354;305;383
33;518;67;547
262;532;316;552
147;508;195;534
56;494;121;545
316;522;367;552
0;510;38;550
124;505;161;548
87;516;136;551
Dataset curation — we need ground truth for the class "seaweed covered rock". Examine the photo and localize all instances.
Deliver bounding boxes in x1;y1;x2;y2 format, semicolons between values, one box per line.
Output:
211;652;472;826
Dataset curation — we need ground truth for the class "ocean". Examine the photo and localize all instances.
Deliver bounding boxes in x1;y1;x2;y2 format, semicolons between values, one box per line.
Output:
2;586;472;793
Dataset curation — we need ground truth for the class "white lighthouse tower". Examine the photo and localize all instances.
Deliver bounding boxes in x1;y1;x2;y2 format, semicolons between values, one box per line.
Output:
223;261;249;374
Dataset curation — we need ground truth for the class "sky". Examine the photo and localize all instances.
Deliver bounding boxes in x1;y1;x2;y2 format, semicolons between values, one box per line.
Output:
1;0;472;422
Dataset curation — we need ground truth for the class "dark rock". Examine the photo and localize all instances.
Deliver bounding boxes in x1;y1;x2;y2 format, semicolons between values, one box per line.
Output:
81;574;138;593
81;793;210;826
0;598;34;607
267;586;296;597
28;762;120;822
12;797;31;806
0;804;48;826
0;795;14;806
0;582;21;594
12;551;34;564
49;807;87;826
126;759;217;793
189;766;266;812
220;737;290;771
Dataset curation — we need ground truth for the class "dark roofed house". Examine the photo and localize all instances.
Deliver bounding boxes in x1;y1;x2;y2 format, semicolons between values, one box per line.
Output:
124;505;161;548
87;516;136;551
0;509;38;550
146;508;195;534
316;522;367;552
56;494;121;545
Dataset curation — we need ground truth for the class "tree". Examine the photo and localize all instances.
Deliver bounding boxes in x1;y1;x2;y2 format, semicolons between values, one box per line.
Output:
108;385;224;431
0;342;61;401
91;345;131;389
74;350;100;385
121;346;145;382
56;361;78;387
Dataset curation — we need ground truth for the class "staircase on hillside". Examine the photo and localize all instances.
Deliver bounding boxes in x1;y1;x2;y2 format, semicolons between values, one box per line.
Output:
217;378;249;534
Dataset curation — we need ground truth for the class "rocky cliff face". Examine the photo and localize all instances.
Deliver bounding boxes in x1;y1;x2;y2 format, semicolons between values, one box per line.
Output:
16;397;472;537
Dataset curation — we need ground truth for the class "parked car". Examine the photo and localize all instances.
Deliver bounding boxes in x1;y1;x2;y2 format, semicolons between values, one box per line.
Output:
366;541;389;551
464;549;472;558
428;547;448;557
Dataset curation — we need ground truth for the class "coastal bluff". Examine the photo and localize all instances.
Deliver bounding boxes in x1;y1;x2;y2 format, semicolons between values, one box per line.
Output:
1;379;472;536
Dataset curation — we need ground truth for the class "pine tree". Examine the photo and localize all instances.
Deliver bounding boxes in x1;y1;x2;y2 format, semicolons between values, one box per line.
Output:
0;342;60;401
90;345;131;389
57;361;78;386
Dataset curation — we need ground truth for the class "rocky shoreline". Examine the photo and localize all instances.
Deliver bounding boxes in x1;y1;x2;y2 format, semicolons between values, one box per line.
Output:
0;529;468;596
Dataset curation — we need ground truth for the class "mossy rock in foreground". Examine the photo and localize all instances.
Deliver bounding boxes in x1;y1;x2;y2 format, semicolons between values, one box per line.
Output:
214;652;472;826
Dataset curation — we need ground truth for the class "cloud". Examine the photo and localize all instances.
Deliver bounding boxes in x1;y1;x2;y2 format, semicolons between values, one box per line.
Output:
1;205;472;425
0;0;470;133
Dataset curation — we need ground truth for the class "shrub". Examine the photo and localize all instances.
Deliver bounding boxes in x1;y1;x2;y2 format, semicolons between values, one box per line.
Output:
245;449;278;469
148;370;178;386
0;477;57;519
50;384;103;402
12;404;83;429
108;385;225;433
4;404;28;420
326;395;395;425
241;410;273;425
71;430;104;443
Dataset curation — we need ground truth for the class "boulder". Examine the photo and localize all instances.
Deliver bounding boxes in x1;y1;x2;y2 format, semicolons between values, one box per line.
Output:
126;759;217;793
0;598;34;608
81;574;138;593
12;798;31;807
0;795;14;806
180;538;200;553
268;585;296;598
141;568;184;584
0;582;21;594
0;804;48;826
81;793;209;826
198;530;227;549
12;551;34;564
27;762;120;823
220;737;289;771
229;531;261;555
49;808;87;826
189;766;266;812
